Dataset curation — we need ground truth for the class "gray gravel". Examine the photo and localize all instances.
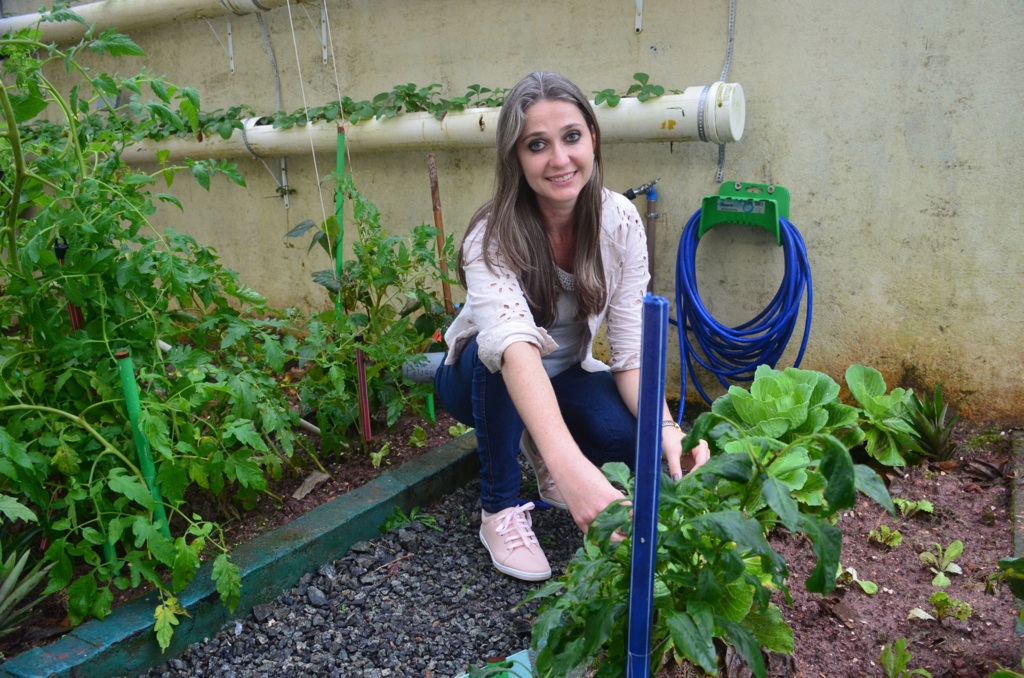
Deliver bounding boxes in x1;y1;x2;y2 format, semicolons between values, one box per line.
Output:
142;476;582;678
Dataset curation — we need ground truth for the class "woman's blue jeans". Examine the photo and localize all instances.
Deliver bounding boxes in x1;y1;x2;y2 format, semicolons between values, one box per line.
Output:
434;336;637;513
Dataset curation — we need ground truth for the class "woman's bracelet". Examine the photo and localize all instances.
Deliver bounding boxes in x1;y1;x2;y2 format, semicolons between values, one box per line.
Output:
661;419;682;431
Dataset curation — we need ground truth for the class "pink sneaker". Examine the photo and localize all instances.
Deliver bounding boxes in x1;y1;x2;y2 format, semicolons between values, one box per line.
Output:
520;431;568;510
479;503;551;581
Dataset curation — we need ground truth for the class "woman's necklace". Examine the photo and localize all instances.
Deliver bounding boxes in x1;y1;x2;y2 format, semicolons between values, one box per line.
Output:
554;264;576;292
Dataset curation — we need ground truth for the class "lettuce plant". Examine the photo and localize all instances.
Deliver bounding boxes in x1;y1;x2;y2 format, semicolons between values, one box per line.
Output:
845;366;917;465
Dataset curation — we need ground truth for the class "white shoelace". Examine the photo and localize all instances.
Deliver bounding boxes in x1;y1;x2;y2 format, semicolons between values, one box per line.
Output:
495;502;541;553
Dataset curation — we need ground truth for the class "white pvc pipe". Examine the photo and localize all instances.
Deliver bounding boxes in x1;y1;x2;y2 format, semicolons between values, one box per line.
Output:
125;83;744;163
0;0;300;45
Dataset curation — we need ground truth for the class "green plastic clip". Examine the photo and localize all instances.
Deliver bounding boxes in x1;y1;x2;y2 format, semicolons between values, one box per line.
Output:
698;181;790;246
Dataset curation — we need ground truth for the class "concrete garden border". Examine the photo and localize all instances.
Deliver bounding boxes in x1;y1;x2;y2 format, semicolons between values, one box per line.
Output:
0;434;478;678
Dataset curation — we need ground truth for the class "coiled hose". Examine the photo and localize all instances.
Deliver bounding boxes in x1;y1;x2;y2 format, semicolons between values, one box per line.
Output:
673;209;813;408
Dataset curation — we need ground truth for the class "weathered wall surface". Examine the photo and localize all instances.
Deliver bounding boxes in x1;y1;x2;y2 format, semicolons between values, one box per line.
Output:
6;0;1022;421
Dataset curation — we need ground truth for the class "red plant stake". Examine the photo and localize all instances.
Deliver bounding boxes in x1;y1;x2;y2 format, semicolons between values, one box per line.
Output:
54;238;85;330
355;337;372;442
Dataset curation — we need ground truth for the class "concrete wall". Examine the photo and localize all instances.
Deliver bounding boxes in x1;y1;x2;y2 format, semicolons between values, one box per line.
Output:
6;0;1022;421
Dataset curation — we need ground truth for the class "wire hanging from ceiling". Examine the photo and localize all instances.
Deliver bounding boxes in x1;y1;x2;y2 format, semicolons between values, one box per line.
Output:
283;0;332;238
715;0;737;183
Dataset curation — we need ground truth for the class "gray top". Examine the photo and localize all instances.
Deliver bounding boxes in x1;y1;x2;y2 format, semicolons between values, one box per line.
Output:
542;267;588;377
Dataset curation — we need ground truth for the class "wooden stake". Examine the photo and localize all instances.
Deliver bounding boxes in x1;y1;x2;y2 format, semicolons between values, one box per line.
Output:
427;154;455;317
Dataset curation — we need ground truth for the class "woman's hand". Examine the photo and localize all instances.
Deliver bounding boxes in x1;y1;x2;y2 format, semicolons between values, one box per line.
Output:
661;425;711;480
683;438;711;474
557;458;627;534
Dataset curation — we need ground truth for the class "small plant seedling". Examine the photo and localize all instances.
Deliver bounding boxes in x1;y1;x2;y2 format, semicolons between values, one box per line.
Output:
869;524;904;548
905;382;959;461
989;659;1024;678
409;425;428;448
466;658;515;677
919;540;963;587
908;591;973;622
370;441;391;469
592;88;621;107
836;564;878;595
625;72;666;102
879;637;933;678
449;423;473;438
893;497;934;519
379;506;442;533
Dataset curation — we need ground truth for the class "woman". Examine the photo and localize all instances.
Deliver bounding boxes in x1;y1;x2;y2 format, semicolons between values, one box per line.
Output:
434;71;709;582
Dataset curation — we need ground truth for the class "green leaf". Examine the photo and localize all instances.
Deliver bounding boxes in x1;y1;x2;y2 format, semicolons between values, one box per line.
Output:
7;92;48;123
212;554;241;612
665;608;717;672
742;603;794;654
601;462;633;494
88;29;146;57
108;472;156;511
156;193;183;210
139;410;173;460
67;573;98;626
845;365;887;412
154;596;185;652
0;494;38;523
694;452;754;484
132;516;176;565
689;511;785;575
41;8;88;25
761;476;801;531
171;538;201;593
712;577;755;622
224;452;265;489
222;419;268;452
819;439;855;513
858;579;878;595
853;464;894;515
717;617;767;678
799;515;842;594
190;162;212;190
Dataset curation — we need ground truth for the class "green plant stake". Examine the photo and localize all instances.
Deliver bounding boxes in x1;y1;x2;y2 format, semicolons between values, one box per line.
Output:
116;350;171;539
335;125;346;305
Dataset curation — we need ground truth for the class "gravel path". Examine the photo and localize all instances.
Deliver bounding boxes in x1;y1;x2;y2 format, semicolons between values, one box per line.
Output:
142;476;582;678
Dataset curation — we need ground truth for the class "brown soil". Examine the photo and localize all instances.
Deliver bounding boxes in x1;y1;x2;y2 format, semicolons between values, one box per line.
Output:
766;424;1022;678
5;416;1021;678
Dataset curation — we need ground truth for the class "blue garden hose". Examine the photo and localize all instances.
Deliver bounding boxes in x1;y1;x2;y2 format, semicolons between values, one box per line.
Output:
673;209;813;408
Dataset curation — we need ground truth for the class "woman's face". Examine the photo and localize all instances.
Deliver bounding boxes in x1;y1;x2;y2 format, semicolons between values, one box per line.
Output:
516;99;596;215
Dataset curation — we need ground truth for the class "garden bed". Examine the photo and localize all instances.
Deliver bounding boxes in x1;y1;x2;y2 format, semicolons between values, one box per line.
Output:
2;418;1020;678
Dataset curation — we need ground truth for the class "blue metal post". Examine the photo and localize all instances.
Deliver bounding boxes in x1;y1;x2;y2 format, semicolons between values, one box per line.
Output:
626;294;670;678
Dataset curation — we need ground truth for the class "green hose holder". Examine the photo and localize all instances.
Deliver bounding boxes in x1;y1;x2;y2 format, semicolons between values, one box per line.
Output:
116;350;171;539
698;181;790;246
334;125;346;315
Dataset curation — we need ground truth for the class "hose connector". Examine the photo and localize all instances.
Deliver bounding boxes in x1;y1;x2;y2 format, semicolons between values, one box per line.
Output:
623;178;660;201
